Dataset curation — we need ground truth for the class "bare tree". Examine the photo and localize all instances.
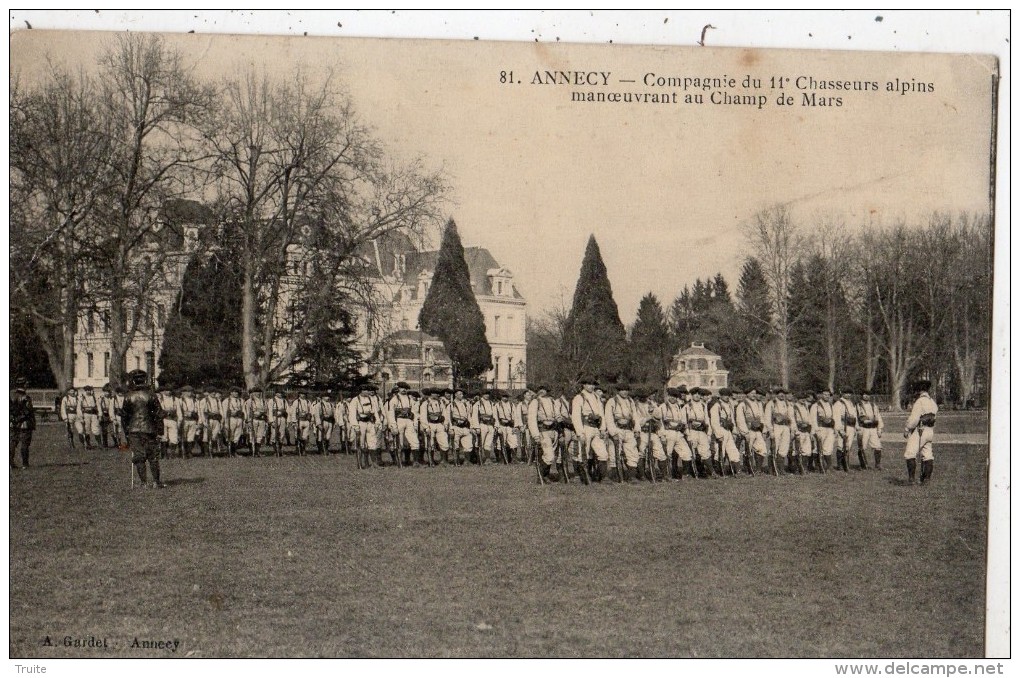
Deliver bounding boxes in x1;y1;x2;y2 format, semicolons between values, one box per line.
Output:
744;204;801;388
860;223;922;410
82;34;217;386
805;214;856;391
10;67;116;389
947;213;993;407
206;66;447;389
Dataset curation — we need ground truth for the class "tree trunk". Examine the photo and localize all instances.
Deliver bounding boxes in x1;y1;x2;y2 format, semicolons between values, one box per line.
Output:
242;256;259;390
109;293;126;387
776;325;790;389
826;303;837;393
864;303;877;391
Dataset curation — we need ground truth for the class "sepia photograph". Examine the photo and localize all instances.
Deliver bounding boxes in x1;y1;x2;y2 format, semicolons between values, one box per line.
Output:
7;10;1008;669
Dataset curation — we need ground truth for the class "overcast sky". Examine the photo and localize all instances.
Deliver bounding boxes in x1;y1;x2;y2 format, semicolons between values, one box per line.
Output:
11;24;995;323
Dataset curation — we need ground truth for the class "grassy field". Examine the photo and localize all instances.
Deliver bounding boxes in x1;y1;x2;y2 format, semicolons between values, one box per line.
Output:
10;422;989;658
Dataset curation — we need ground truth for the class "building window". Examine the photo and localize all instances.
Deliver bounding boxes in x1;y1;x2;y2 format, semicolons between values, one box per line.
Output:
496;280;503;295
508;315;515;340
72;353;77;379
88;312;95;333
104;352;110;378
494;315;501;339
101;311;110;332
145;351;155;377
87;353;94;378
135;355;141;371
157;304;165;328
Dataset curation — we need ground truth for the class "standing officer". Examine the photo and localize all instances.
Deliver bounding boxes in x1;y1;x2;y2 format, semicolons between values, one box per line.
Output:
904;379;938;484
833;387;858;472
684;387;713;478
245;387;270;457
605;384;640;482
570;377;609;481
121;370;165;489
10;377;35;469
812;388;837;471
60;387;82;451
765;387;794;473
350;383;384;468
709;388;741;476
388;382;420;465
222;387;246;456
77;385;102;450
527;385;560;482
856;389;884;470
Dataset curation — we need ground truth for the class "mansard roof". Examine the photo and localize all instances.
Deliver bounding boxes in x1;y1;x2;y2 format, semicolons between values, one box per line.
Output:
361;234;524;300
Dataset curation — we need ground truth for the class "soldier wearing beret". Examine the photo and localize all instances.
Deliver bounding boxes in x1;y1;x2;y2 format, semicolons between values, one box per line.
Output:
605;384;641;482
856;389;884;470
833;386;858;472
77;385;102;450
571;377;609;481
710;387;741;476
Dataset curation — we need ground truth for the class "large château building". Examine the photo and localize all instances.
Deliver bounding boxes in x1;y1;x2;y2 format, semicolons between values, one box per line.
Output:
355;233;528;390
71;207;527;390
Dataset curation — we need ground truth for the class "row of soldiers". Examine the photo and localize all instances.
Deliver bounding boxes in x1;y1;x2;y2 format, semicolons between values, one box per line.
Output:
56;376;937;485
528;378;888;484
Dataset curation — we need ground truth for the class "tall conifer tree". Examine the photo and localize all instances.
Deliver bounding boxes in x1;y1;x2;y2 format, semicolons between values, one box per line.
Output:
629;293;673;387
418;219;492;386
561;235;627;385
158;244;244;388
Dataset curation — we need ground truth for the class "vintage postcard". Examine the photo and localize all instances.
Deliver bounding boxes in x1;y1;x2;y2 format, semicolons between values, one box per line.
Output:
8;16;1003;668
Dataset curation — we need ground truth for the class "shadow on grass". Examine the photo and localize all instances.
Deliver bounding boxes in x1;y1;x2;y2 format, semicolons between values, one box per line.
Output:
164;477;207;487
36;461;91;468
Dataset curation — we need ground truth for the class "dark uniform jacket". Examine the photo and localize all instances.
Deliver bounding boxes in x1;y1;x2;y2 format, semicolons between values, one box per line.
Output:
10;392;36;430
121;387;163;435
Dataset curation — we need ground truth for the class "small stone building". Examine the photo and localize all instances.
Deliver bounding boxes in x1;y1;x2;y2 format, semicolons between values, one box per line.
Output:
667;342;729;393
369;330;453;392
